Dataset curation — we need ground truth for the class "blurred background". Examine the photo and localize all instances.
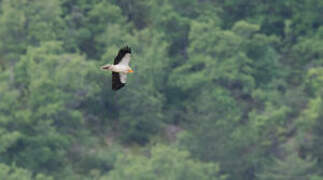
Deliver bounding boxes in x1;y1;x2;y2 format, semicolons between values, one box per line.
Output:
0;0;323;179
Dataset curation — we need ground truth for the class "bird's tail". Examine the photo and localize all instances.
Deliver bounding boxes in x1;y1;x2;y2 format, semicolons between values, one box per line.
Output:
101;64;112;70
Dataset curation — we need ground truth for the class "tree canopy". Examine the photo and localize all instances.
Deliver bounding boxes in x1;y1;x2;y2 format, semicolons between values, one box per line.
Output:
0;0;323;179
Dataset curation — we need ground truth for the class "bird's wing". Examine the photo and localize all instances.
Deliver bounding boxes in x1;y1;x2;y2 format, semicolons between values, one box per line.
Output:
114;46;132;65
112;72;125;91
119;53;131;66
119;72;127;83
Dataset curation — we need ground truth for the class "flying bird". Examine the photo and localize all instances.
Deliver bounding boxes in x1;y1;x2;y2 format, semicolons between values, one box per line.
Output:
101;46;134;91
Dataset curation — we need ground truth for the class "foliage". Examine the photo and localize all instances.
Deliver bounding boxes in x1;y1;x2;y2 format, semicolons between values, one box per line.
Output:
257;140;317;180
100;145;226;180
0;163;53;180
0;0;322;179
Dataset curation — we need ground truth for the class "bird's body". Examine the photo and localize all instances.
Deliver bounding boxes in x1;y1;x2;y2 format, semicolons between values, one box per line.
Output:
101;46;133;91
102;64;132;73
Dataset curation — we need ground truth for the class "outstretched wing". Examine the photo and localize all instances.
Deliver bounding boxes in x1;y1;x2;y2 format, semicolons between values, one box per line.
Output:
119;72;127;83
119;53;131;66
111;46;131;91
114;46;132;65
112;72;125;91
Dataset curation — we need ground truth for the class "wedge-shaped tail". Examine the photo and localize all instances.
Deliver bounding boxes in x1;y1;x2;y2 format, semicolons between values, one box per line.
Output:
101;64;112;70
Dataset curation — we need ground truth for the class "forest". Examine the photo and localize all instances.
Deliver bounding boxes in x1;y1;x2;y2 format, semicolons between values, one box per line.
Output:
0;0;323;179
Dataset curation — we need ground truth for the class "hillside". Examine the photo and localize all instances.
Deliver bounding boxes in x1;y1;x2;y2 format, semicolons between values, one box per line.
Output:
0;0;323;179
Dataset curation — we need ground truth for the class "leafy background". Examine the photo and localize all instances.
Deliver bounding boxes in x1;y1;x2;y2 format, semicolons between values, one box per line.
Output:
0;0;323;179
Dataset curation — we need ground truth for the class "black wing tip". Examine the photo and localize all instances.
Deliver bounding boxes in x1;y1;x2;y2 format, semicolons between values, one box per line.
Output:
112;83;125;91
120;46;131;54
112;72;126;91
114;46;131;65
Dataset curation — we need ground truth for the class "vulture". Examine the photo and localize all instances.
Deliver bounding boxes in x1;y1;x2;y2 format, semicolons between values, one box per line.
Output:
101;46;133;91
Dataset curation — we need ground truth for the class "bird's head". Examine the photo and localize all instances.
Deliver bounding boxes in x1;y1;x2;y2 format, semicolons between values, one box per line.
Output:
128;68;134;73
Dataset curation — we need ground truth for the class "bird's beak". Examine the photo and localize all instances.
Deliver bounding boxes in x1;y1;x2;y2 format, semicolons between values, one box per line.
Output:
128;69;134;73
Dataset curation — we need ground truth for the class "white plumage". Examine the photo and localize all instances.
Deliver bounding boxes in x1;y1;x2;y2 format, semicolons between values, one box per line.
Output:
100;46;133;91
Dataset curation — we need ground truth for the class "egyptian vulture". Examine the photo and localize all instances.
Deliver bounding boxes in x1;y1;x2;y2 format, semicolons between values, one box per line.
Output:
101;46;133;91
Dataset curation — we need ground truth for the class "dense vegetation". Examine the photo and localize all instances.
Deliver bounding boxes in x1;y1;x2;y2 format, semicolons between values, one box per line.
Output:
0;0;323;179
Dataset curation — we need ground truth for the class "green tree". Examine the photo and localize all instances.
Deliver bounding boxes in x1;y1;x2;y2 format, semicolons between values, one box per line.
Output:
114;0;151;29
0;163;53;180
0;41;103;175
150;0;191;57
0;0;64;66
257;140;317;180
288;0;323;37
298;58;323;173
0;75;22;155
61;0;127;58
173;19;287;180
100;145;226;180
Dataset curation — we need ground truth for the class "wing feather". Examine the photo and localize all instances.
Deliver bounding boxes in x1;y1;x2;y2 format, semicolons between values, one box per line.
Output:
111;46;131;91
112;72;125;91
119;72;127;83
119;53;131;65
114;46;132;65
